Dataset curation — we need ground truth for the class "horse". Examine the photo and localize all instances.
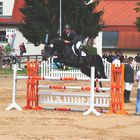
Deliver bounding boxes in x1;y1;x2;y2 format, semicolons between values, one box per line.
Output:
44;39;106;78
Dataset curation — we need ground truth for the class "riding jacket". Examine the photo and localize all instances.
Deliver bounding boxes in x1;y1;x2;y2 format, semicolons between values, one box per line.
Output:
62;30;81;46
124;63;134;83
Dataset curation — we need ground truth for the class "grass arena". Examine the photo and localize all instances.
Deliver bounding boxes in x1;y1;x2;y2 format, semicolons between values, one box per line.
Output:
0;60;140;140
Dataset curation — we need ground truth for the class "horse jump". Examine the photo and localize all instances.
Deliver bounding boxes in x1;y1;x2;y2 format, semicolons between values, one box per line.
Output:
6;62;110;115
6;62;127;115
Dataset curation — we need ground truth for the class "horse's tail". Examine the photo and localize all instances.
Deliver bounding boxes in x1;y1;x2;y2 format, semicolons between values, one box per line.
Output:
95;54;107;79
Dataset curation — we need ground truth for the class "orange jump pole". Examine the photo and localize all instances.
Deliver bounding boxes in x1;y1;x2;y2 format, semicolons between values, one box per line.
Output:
109;64;128;114
23;62;42;110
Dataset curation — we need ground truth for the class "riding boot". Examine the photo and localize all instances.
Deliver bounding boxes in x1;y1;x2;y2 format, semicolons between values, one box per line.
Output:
124;90;128;103
76;48;83;65
127;91;131;103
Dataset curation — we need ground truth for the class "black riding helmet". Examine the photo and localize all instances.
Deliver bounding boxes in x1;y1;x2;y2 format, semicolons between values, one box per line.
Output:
63;24;71;30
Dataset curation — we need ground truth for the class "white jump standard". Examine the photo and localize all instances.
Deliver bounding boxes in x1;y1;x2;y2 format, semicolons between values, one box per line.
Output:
83;67;101;116
6;64;22;111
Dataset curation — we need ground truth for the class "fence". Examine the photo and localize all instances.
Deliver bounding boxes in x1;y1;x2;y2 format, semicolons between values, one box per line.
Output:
2;55;43;69
41;57;112;79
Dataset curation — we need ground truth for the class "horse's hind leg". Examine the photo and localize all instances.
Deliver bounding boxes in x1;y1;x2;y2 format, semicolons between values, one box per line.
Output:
95;55;107;79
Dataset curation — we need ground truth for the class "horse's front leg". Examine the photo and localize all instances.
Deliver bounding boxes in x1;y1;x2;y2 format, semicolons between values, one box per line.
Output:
53;58;63;69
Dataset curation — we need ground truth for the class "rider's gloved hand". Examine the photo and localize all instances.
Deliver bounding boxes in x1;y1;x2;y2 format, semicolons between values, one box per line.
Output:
64;40;70;44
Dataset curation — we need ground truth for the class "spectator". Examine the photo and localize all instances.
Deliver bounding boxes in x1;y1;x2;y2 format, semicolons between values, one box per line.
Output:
107;51;113;63
112;55;121;67
10;49;17;64
136;70;140;115
123;55;128;63
4;43;11;55
124;57;134;103
134;53;140;71
134;53;140;63
0;45;3;54
102;53;107;60
19;42;26;55
119;51;124;63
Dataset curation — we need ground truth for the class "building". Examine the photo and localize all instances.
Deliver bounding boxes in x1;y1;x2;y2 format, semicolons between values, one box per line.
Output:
0;0;44;55
94;0;140;57
0;0;140;56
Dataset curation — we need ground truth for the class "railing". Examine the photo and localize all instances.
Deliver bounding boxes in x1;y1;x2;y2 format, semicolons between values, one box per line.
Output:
2;55;43;69
2;54;140;72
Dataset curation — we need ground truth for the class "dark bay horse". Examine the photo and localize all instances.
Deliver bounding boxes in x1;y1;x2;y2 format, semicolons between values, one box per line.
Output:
44;39;106;78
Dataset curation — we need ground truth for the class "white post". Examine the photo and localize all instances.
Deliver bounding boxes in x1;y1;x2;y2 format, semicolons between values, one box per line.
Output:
59;0;62;38
6;64;22;111
83;67;101;116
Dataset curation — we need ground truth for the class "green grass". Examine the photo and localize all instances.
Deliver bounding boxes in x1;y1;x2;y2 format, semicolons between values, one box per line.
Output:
0;68;27;75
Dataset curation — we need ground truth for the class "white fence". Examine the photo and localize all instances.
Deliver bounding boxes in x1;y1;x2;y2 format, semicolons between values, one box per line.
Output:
40;57;111;79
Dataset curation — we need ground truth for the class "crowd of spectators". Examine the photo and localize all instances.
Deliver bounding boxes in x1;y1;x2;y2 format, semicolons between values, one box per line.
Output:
102;51;140;65
0;43;11;66
0;42;27;66
102;51;127;63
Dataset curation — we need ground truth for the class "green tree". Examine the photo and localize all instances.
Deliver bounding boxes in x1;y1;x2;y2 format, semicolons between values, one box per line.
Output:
19;0;103;46
135;2;140;31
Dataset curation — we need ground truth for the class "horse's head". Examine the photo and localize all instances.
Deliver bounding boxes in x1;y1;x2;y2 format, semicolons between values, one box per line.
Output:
44;43;55;58
44;39;65;58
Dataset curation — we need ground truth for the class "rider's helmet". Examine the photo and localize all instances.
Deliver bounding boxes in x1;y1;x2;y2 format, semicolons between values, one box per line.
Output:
63;24;71;30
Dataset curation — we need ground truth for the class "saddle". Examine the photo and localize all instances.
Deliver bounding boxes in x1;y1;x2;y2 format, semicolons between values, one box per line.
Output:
72;41;83;56
72;42;89;65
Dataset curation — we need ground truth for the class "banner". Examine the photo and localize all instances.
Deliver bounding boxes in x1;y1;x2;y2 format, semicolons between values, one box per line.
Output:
6;29;16;48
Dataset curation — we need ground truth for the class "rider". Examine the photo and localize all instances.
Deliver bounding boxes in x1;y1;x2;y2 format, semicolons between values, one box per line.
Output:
62;24;83;64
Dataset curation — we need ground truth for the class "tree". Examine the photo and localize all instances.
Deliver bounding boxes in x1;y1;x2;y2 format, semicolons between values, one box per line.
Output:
19;0;103;46
135;2;140;31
